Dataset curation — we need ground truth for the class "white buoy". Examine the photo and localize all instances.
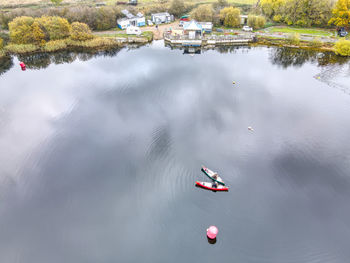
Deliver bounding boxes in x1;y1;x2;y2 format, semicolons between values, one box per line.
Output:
248;126;254;131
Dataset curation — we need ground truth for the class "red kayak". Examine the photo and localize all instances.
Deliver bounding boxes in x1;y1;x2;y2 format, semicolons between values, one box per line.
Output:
195;181;229;191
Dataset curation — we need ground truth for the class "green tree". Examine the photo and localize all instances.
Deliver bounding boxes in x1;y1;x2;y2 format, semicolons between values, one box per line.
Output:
96;7;117;30
36;16;71;40
50;0;63;6
169;0;186;17
70;22;94;41
335;39;350;56
9;16;35;44
191;5;214;22
329;0;350;28
220;7;241;27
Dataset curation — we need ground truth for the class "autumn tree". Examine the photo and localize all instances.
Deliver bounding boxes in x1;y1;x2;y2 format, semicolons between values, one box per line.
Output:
248;15;266;29
70;22;94;41
260;0;284;18
36;16;71;40
260;0;334;27
0;38;3;49
191;5;214;22
9;16;35;44
329;0;350;28
220;7;241;27
169;0;186;17
31;21;46;45
95;7;117;30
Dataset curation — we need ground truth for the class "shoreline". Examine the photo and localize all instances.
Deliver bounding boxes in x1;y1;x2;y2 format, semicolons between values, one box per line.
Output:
0;34;153;58
0;36;340;59
252;36;335;52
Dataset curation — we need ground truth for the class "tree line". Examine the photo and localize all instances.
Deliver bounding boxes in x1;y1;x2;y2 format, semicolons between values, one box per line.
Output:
259;0;350;28
1;6;125;31
9;16;94;45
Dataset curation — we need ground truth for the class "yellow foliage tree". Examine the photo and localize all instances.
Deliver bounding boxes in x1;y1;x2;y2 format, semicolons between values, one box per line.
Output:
31;21;46;45
329;0;350;27
219;7;241;27
0;38;3;49
36;16;71;40
335;39;350;56
260;0;285;18
9;16;35;44
248;15;266;29
70;22;94;41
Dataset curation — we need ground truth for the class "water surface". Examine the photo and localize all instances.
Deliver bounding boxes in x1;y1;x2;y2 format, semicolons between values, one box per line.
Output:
0;42;350;263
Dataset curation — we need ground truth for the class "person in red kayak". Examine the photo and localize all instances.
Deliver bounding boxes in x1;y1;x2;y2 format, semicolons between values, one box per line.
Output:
212;174;219;188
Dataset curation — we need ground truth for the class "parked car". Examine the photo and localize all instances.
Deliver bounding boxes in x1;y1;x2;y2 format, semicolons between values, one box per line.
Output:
216;28;224;32
242;26;253;32
147;20;153;26
338;27;348;37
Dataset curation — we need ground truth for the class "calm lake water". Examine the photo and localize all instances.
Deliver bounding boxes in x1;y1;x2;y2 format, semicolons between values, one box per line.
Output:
1;41;350;263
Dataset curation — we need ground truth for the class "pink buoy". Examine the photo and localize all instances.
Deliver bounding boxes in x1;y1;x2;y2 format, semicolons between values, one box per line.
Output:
206;226;218;239
19;62;26;71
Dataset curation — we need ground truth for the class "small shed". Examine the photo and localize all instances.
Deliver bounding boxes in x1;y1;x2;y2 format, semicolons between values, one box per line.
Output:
126;26;141;35
198;22;213;33
240;15;248;25
151;12;174;24
117;10;145;29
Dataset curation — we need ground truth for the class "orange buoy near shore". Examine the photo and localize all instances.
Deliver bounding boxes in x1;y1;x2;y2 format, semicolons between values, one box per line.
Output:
19;62;26;71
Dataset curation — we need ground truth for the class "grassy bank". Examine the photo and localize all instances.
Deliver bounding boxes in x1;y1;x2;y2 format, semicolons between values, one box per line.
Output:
263;26;334;37
2;33;152;56
254;36;335;52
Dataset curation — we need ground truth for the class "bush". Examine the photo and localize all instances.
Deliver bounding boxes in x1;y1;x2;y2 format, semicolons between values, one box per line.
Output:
9;16;35;44
191;4;214;22
142;4;168;15
36;16;71;40
248;15;266;29
141;31;153;41
70;22;93;41
66;37;119;49
5;43;39;54
335;40;350;56
43;39;67;52
287;33;300;45
220;7;240;28
310;37;322;48
273;14;282;23
31;21;47;45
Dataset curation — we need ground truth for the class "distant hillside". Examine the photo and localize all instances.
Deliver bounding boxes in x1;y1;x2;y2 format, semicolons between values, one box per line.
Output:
1;0;258;9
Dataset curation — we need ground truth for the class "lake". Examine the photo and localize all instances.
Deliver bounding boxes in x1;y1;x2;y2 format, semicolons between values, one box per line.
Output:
0;41;350;263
